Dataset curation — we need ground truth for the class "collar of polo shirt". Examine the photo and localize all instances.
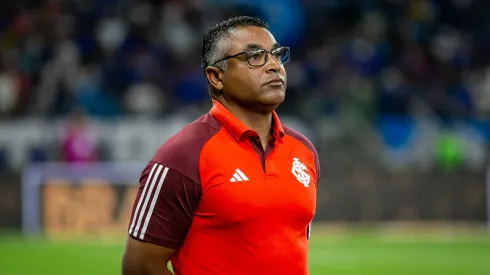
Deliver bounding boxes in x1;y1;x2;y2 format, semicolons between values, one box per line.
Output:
209;100;285;141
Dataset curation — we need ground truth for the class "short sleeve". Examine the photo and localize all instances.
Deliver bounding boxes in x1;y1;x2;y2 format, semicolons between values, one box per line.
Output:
128;161;202;249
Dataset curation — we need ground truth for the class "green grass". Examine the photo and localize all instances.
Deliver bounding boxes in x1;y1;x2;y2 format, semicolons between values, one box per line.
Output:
1;228;490;275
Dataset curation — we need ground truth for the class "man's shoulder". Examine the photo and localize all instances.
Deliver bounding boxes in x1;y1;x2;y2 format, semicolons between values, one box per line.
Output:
283;125;317;156
151;114;222;182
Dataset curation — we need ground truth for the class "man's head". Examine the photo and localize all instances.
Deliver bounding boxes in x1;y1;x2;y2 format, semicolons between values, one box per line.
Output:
202;16;289;113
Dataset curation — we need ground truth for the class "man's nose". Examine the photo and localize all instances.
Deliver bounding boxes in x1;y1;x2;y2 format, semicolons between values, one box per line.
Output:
264;53;281;72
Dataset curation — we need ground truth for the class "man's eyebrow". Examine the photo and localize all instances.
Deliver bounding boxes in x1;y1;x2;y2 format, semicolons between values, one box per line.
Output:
271;43;281;49
244;43;262;50
244;43;282;50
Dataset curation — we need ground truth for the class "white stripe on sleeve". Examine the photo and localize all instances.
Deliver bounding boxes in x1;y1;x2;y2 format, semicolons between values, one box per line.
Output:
132;164;163;238
139;167;169;239
129;163;158;235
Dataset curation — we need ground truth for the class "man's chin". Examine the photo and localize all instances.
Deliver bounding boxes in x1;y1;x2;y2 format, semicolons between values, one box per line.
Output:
256;92;285;113
262;90;286;105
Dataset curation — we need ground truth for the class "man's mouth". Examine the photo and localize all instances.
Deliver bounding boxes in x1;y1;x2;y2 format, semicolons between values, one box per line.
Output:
264;78;284;86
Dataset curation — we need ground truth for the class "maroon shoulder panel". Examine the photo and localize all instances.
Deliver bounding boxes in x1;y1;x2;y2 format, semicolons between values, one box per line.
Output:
128;114;222;248
283;125;320;184
152;113;222;183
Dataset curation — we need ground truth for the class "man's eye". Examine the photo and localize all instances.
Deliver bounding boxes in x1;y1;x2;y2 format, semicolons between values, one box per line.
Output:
272;49;283;58
249;51;263;60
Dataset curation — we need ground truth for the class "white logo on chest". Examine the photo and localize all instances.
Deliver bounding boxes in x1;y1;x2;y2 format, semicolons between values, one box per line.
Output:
291;157;310;187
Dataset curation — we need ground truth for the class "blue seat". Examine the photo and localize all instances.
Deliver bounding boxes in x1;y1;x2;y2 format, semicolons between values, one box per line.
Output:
377;116;415;150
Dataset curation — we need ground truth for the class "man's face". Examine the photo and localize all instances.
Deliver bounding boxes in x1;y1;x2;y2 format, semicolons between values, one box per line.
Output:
220;26;287;111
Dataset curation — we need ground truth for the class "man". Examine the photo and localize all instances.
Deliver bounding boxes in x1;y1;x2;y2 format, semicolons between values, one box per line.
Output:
122;16;320;275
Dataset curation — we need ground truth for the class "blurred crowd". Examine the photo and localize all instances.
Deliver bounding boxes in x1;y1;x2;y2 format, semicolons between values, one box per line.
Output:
1;0;490;169
0;1;486;228
1;0;490;121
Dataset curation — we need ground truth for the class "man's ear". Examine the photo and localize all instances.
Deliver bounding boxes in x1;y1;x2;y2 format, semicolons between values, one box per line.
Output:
205;66;224;91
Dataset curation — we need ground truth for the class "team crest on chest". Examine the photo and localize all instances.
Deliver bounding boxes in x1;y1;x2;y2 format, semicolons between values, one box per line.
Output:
291;157;310;187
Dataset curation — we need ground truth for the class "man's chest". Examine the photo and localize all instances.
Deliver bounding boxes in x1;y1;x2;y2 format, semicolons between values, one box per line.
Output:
195;142;317;228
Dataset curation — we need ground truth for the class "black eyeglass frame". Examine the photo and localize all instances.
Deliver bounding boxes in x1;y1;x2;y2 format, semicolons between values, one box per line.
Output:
209;46;290;68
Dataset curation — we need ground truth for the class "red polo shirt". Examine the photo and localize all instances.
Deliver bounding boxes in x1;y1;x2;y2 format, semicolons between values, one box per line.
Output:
128;100;320;275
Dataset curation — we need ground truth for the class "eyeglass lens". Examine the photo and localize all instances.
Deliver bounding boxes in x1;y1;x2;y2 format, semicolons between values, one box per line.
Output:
247;47;290;66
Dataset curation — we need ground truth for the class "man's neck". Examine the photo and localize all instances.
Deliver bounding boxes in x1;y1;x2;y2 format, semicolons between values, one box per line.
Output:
220;100;273;147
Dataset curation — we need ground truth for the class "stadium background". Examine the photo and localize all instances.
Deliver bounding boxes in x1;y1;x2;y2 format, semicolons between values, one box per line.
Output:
0;0;489;274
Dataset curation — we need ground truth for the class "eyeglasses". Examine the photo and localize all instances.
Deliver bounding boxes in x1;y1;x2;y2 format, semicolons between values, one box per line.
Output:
211;46;290;67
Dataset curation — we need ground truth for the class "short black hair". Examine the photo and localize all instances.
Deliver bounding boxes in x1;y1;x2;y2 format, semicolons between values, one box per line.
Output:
201;16;269;70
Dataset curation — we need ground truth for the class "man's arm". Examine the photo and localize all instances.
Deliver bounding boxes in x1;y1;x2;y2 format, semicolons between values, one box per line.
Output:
122;238;175;275
121;161;202;275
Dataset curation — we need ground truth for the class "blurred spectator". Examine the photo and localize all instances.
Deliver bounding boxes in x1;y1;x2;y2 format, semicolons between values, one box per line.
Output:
0;69;18;115
124;79;166;117
472;66;490;115
58;109;98;163
0;50;28;116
